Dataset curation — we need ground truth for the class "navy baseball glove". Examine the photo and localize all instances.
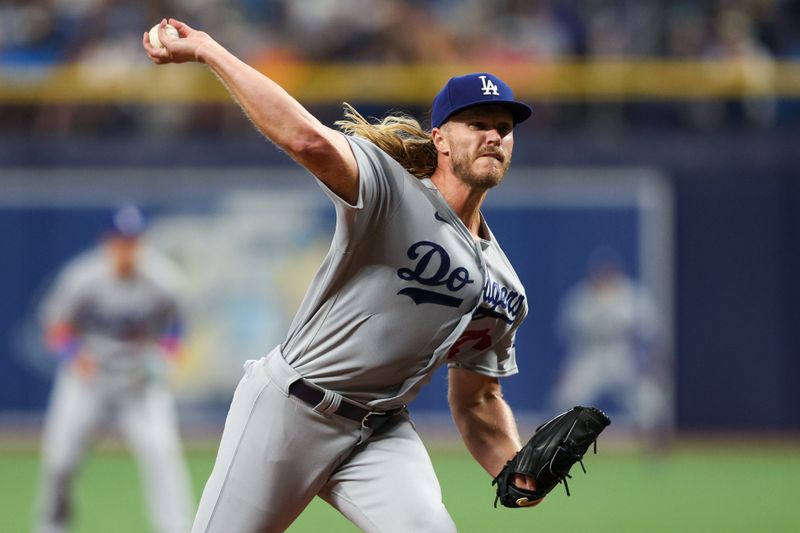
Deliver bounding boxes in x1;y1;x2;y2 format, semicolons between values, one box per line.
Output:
492;406;611;508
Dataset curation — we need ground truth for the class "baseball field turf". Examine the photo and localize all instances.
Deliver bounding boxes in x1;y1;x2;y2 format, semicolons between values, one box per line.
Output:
2;436;798;533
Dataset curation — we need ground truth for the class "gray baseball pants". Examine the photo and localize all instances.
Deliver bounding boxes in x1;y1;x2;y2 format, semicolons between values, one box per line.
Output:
191;346;456;532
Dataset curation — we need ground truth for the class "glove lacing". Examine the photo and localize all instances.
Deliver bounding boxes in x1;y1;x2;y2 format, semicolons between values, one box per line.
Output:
548;430;599;497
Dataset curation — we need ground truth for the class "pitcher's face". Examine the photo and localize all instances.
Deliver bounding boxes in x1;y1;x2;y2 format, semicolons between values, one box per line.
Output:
439;105;514;189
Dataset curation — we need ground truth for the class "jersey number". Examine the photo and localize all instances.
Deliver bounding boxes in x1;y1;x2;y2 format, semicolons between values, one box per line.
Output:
448;329;492;359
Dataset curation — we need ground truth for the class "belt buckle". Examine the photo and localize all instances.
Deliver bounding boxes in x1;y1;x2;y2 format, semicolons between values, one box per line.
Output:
361;410;386;430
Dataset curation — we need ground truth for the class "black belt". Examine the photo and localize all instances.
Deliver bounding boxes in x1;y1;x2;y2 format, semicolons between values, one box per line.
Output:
288;379;404;430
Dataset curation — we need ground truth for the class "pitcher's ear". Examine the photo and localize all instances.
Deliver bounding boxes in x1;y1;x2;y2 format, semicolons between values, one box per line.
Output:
432;127;449;155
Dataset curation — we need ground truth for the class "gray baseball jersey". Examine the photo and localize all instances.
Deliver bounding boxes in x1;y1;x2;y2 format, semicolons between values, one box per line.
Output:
192;135;529;533
282;136;527;408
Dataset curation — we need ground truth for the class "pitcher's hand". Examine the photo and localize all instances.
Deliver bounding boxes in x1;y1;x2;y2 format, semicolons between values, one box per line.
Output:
142;18;213;65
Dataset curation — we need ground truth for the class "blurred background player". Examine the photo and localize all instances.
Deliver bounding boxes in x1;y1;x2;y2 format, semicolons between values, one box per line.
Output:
35;204;193;533
551;247;673;452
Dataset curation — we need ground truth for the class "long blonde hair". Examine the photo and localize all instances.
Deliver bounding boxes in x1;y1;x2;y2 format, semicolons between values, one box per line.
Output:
335;103;438;180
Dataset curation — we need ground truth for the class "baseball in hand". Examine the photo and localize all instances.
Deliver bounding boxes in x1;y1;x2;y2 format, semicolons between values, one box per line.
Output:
148;23;179;48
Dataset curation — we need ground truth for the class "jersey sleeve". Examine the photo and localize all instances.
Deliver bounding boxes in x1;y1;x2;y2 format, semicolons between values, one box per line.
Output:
447;328;520;378
158;299;185;357
312;135;407;248
446;237;526;378
38;251;98;359
160;285;186;353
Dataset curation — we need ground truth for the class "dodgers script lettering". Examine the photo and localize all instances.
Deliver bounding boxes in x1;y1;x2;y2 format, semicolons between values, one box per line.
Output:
396;241;474;307
472;271;525;324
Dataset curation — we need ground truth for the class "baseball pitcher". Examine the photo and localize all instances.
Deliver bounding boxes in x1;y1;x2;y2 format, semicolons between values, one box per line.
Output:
144;19;609;533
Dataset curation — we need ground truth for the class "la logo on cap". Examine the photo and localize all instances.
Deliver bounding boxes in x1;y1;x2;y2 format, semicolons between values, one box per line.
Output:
479;75;500;96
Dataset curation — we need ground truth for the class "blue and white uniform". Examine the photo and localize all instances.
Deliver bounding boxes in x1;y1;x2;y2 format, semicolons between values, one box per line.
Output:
37;245;193;533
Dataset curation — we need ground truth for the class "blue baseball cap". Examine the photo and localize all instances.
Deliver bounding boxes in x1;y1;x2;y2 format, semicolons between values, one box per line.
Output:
108;203;146;238
431;72;532;129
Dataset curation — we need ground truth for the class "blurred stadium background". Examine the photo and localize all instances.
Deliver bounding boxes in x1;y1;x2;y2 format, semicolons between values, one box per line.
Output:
1;0;799;531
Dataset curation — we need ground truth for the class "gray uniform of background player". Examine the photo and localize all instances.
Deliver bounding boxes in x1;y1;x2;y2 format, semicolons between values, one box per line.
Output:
36;243;193;533
551;253;670;441
192;137;527;532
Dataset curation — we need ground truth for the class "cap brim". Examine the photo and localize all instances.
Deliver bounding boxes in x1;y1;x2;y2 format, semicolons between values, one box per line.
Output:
501;101;533;124
438;99;532;127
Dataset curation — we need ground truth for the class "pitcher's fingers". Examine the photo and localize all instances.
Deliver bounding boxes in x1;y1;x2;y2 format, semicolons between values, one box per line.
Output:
142;31;157;55
168;18;193;36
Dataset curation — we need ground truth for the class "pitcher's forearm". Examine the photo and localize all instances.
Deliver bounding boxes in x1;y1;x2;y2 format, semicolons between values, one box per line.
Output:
196;40;328;156
452;395;522;477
